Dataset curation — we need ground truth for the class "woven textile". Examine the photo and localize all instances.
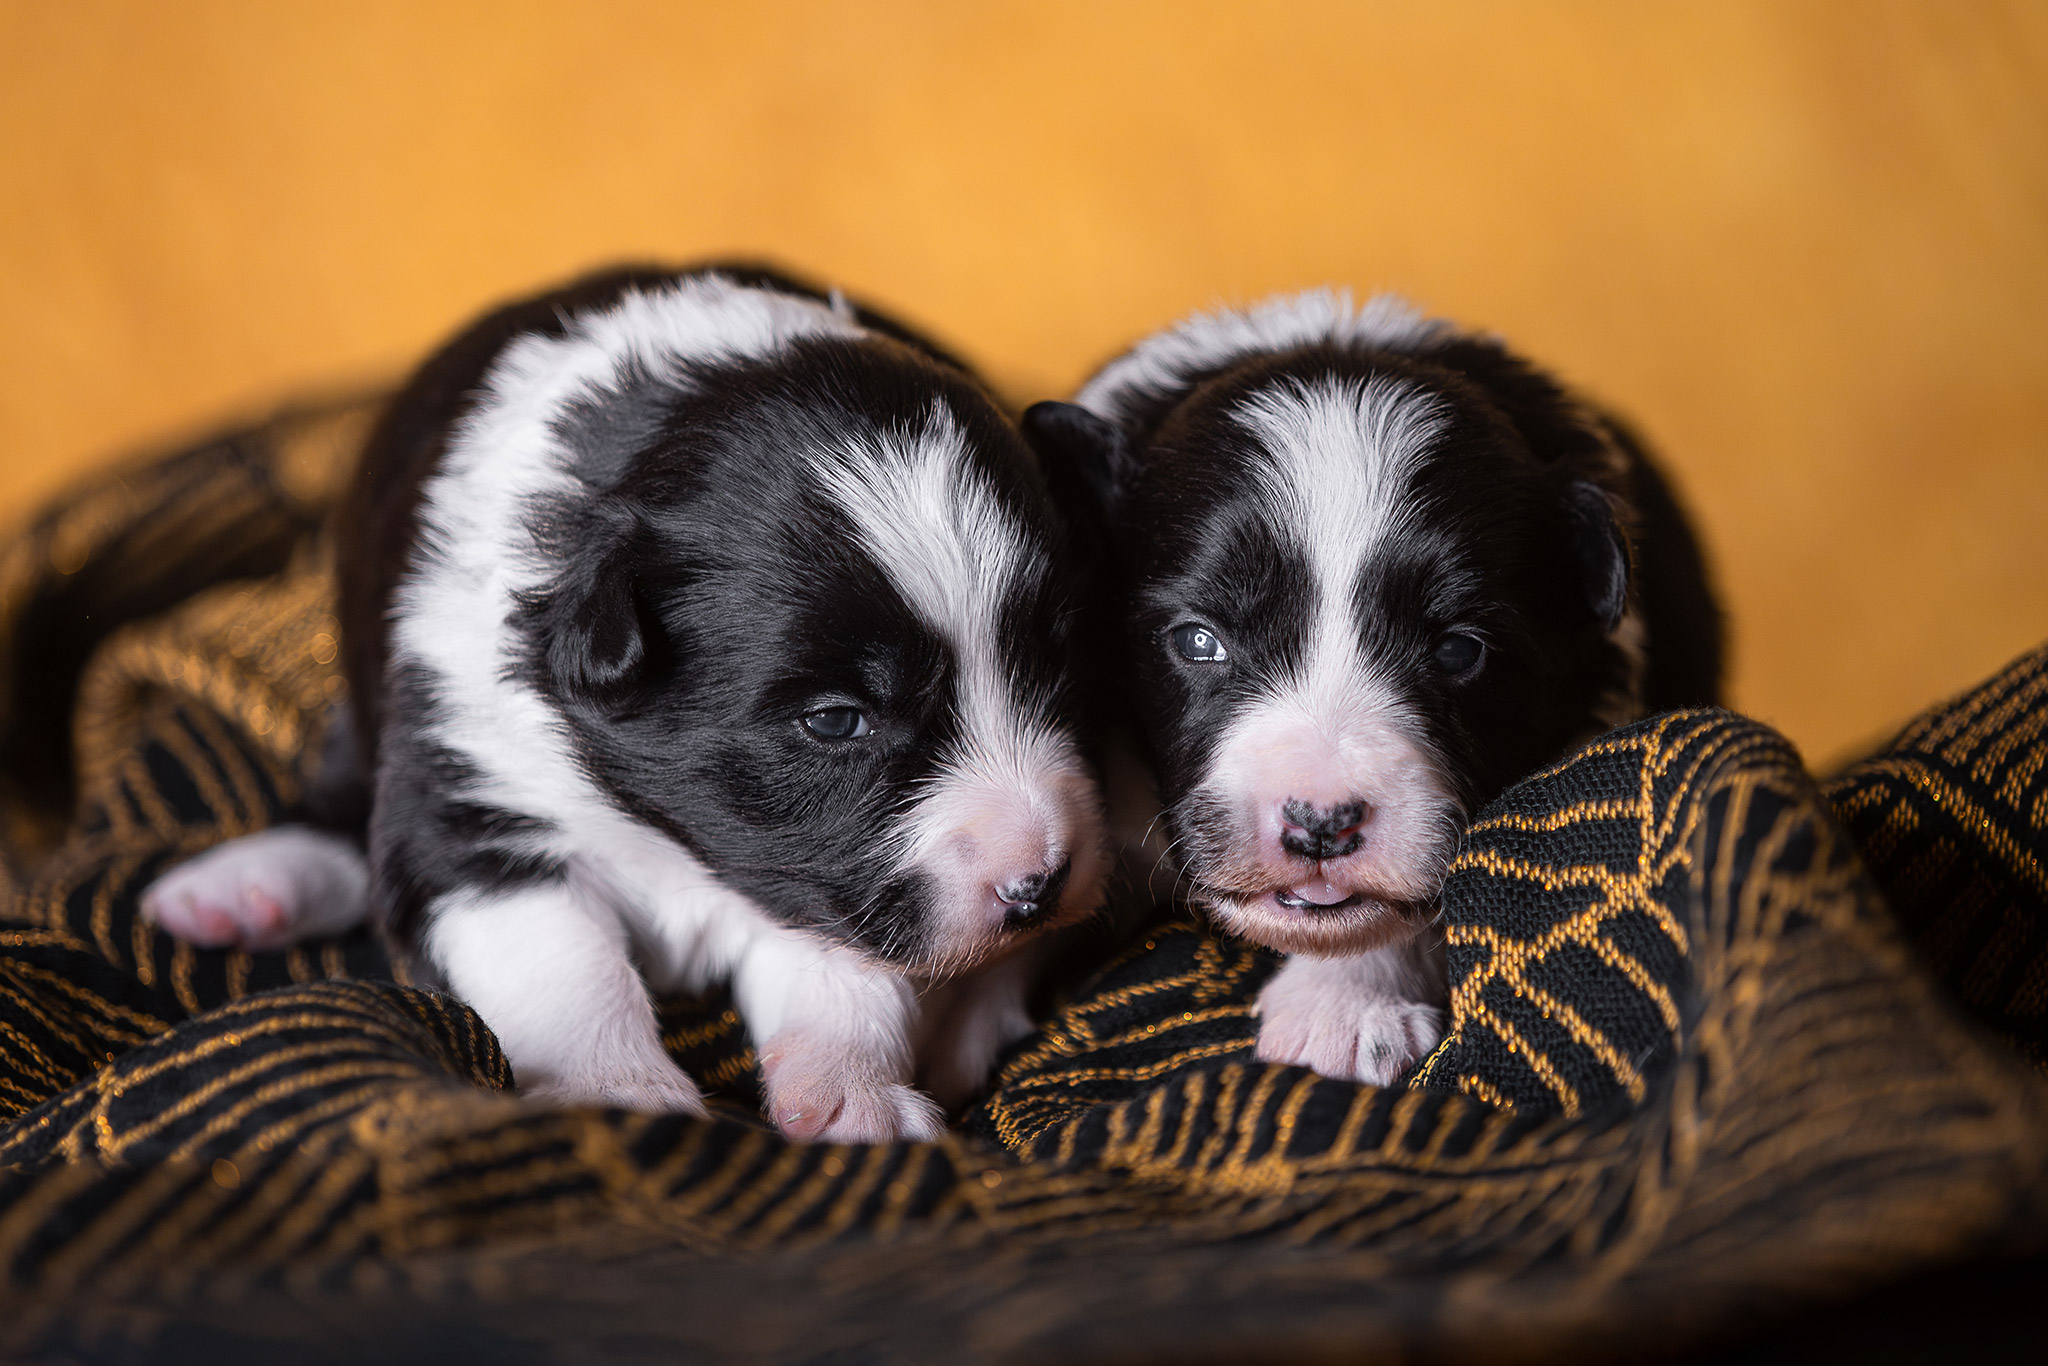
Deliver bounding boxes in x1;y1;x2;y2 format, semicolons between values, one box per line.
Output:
1826;644;2048;1069
1;401;2045;1361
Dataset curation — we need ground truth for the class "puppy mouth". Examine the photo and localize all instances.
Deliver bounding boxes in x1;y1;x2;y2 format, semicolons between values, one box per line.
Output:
1190;875;1415;920
1273;881;1363;913
1260;886;1417;924
1193;880;1424;957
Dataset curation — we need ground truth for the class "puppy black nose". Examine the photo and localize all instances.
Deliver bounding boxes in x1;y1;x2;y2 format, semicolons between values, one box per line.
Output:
1279;799;1369;860
996;858;1072;930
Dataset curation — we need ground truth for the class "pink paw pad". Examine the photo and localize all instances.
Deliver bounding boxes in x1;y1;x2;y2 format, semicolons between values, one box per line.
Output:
763;1045;945;1144
139;827;371;952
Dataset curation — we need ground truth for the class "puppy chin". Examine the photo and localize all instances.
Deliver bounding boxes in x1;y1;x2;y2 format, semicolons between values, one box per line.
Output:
1203;888;1428;957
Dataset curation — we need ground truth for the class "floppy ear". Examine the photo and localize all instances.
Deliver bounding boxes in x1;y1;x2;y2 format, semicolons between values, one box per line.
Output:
1023;401;1137;514
535;511;661;705
1565;480;1631;632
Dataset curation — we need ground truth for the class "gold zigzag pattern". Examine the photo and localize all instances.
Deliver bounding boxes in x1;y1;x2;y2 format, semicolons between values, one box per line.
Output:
1403;714;1791;1116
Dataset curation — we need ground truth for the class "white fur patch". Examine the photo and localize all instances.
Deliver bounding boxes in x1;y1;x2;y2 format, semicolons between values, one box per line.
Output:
913;935;1054;1110
1236;374;1445;630
1075;288;1446;429
813;404;1043;710
815;405;1104;974
427;880;707;1114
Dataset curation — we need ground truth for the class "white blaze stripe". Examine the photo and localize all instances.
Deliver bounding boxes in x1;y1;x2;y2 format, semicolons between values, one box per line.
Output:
1075;288;1445;429
814;405;1074;866
1236;375;1446;730
1238;375;1443;608
814;404;1037;694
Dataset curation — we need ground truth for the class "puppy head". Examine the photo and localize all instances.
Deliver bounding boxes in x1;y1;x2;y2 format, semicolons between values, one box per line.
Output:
1030;295;1634;956
507;280;1107;977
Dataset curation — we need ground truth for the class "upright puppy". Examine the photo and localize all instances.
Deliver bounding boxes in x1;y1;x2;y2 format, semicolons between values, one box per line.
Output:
144;266;1109;1140
1027;291;1721;1085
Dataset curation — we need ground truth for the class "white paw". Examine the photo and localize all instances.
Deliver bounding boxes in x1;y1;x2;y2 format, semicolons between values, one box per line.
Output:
140;826;371;951
525;1064;709;1116
1255;974;1445;1086
763;1040;945;1144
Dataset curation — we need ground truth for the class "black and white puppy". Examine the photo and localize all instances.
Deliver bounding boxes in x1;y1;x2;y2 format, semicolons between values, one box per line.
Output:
143;265;1109;1140
1027;290;1721;1085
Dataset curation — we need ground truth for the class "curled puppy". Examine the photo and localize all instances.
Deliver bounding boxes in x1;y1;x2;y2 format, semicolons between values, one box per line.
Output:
1027;290;1721;1086
144;265;1109;1139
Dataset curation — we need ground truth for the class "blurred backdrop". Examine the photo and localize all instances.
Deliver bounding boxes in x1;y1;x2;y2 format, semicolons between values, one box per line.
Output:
1;0;2043;764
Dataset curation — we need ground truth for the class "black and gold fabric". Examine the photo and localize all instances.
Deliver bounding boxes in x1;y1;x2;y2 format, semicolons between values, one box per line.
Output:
1825;648;2048;1070
1;401;2044;1362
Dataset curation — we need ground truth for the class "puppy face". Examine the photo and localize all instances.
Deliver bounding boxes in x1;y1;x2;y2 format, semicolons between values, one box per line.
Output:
1040;330;1633;958
508;299;1107;978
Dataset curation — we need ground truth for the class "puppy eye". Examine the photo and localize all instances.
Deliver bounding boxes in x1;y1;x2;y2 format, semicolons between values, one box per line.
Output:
1434;632;1485;677
800;706;872;741
1171;623;1229;664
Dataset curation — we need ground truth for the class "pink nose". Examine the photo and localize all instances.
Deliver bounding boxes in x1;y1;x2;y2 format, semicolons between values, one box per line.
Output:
1278;798;1369;860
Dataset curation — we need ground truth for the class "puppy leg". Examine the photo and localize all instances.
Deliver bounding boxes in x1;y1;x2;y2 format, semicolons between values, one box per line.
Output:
427;883;706;1115
735;936;944;1144
1254;934;1446;1086
914;938;1051;1112
141;827;371;951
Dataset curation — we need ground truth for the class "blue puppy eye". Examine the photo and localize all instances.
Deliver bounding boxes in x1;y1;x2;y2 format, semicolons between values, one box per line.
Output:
801;706;871;741
1171;624;1229;663
1434;632;1485;677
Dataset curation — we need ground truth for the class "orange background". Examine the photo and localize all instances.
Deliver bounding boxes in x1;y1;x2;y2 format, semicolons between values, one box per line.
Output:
2;0;2044;765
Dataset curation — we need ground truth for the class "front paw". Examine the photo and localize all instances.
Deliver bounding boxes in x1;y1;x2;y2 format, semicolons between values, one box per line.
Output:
763;1042;945;1144
526;1064;709;1116
1255;985;1444;1087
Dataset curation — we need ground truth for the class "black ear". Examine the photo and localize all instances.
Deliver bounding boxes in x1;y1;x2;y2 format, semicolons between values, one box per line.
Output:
1023;401;1137;512
539;519;659;705
1565;480;1631;632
